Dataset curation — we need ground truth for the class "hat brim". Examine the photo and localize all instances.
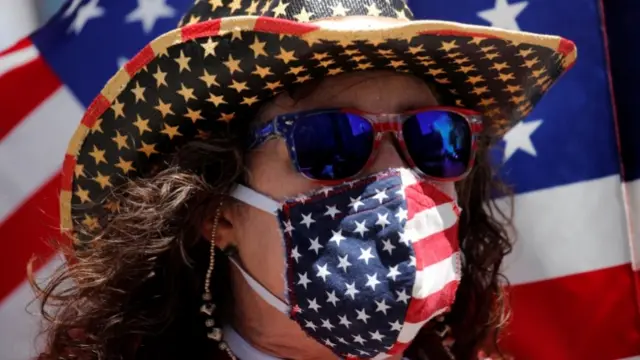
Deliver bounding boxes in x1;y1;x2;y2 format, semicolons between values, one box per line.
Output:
60;15;576;244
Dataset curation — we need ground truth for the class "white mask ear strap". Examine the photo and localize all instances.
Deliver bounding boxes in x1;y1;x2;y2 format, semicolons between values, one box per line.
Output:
229;184;279;215
228;257;289;314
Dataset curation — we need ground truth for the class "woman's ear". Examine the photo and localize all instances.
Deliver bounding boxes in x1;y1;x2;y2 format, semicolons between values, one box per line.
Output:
199;200;236;250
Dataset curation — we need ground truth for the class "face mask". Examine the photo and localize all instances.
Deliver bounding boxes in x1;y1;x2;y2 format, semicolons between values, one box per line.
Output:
228;168;463;359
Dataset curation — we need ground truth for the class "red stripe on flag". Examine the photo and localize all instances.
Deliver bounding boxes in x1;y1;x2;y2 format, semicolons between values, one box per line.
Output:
503;264;640;359
0;174;60;302
413;225;459;271
404;280;459;324
405;182;455;220
0;56;61;141
0;37;33;57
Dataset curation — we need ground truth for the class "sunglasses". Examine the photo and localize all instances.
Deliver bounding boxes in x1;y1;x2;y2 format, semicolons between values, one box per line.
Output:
250;106;483;183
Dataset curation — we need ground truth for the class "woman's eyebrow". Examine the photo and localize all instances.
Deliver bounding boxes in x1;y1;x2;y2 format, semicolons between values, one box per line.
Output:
396;99;439;113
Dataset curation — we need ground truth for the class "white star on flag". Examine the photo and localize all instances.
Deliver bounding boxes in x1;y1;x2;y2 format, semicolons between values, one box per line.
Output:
117;56;129;69
125;0;177;33
502;119;543;163
69;0;105;34
477;0;529;30
62;0;85;18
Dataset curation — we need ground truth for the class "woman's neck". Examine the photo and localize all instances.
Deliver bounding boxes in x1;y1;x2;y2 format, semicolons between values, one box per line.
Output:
227;267;405;360
228;267;338;360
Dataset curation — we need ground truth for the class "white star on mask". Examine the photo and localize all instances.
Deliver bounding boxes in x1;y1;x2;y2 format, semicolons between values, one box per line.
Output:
316;263;332;281
329;229;346;246
300;212;315;228
337;254;352;272
358;247;375;264
387;265;401;281
365;273;381;290
376;212;391;229
326;290;340;306
353;219;369;236
324;205;341;218
308;237;323;254
373;188;389;203
349;196;365;211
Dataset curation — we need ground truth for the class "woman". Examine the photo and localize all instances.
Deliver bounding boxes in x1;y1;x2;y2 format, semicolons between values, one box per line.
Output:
33;0;576;359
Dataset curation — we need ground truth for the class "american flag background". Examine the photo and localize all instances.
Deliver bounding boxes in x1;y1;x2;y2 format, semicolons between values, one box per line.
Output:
0;0;638;359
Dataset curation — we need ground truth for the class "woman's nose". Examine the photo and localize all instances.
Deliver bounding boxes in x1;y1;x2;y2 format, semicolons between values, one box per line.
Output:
362;133;409;175
362;133;459;200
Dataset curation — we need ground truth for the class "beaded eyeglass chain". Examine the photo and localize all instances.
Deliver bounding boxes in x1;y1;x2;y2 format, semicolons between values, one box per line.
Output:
201;200;238;359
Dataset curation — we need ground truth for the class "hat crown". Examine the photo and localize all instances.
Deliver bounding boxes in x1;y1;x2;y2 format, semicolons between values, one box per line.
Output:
179;0;414;27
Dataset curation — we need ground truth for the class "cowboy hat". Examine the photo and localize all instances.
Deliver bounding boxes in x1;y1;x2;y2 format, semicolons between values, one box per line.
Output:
60;0;577;245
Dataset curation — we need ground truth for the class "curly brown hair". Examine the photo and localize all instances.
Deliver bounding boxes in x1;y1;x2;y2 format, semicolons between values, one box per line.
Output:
31;83;514;360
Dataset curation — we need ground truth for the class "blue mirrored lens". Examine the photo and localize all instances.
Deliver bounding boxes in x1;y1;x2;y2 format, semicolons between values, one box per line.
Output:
403;111;472;178
291;112;374;180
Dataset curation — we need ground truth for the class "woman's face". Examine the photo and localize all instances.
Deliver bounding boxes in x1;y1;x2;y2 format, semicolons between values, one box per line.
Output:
217;70;458;354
